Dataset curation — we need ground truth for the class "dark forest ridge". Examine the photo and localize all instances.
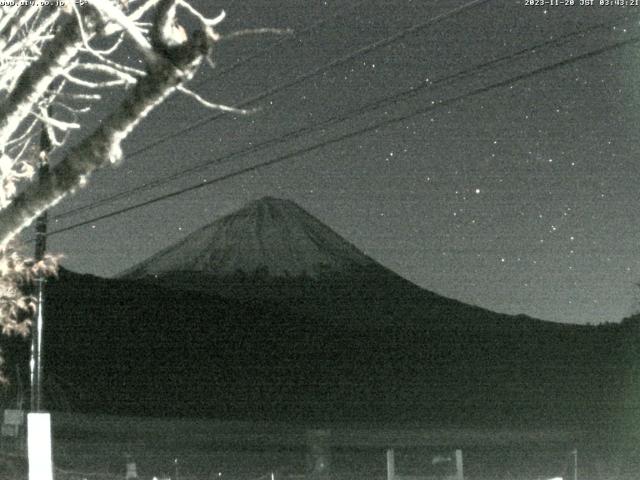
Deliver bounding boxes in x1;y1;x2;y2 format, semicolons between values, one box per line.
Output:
29;265;638;434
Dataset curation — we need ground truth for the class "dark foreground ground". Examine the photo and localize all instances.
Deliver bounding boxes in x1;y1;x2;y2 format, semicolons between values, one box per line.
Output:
2;412;640;480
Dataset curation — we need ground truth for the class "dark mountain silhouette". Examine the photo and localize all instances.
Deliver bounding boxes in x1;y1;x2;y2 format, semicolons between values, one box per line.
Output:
120;197;556;331
3;197;639;436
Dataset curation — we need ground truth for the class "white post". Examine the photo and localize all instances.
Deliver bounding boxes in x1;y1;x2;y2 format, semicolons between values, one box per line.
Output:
125;454;138;480
27;412;53;480
386;449;395;480
455;449;464;480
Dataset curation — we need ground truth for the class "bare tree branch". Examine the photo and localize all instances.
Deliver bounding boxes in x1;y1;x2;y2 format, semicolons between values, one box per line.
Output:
0;2;214;247
0;12;84;147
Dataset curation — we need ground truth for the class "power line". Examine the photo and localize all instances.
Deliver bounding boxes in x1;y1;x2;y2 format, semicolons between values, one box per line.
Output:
122;0;492;160
52;12;636;221
43;35;640;239
52;0;489;220
48;34;639;235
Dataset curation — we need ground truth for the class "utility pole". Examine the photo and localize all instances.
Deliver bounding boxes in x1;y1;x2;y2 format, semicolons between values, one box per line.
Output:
27;117;53;480
30;118;51;413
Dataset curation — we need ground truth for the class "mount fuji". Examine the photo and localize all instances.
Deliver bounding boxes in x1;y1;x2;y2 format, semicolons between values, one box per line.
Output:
122;196;377;278
120;196;529;329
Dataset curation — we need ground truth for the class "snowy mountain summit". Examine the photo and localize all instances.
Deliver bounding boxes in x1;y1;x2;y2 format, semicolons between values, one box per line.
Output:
122;197;377;278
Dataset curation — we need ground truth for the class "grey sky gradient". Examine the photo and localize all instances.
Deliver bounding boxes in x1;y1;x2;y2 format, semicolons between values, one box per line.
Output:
37;0;640;324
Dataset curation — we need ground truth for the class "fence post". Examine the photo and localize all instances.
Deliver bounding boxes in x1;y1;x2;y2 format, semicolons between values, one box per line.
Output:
27;412;53;480
386;449;395;480
306;429;331;480
125;454;138;479
455;449;464;480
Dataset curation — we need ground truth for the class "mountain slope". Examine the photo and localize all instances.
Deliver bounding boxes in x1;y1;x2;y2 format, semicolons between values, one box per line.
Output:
121;196;553;331
122;196;376;278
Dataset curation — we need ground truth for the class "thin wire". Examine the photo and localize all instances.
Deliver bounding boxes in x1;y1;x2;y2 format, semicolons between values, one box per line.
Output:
52;12;635;221
42;35;640;239
122;0;492;160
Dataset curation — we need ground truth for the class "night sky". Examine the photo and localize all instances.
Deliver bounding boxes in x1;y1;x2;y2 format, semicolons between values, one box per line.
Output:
32;0;640;325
